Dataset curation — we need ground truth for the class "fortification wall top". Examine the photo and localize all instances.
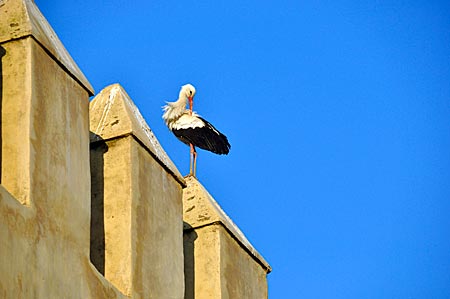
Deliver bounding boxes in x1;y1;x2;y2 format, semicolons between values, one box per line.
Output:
90;83;185;186
0;0;94;95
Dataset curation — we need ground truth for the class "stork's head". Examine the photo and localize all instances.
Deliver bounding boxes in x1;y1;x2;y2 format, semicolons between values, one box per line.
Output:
180;84;196;111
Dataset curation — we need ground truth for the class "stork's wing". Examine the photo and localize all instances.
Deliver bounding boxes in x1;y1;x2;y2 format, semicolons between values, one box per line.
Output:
172;117;230;155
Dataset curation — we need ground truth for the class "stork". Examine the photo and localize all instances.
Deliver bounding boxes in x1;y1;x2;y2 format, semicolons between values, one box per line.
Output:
162;84;230;176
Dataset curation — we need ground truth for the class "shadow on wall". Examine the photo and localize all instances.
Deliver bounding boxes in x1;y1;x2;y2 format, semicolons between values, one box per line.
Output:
90;132;109;275
183;222;198;299
0;45;5;182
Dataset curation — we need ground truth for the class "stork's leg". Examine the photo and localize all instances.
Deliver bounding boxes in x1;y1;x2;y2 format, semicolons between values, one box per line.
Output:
189;143;195;176
193;147;198;177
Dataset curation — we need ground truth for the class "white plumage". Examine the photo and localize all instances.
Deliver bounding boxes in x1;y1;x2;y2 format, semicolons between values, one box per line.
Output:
170;113;205;130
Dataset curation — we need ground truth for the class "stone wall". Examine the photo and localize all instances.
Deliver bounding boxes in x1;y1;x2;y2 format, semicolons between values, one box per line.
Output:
0;1;270;298
0;0;125;298
89;84;186;298
183;176;271;299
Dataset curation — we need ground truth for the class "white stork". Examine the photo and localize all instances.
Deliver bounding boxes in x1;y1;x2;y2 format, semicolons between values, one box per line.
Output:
162;84;230;176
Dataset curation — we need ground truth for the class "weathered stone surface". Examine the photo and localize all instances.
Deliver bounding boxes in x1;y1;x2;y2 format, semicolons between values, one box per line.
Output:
219;227;269;298
0;1;126;297
90;83;184;186
2;31;91;247
183;176;271;298
184;225;221;299
1;38;31;206
90;85;185;298
0;0;94;95
0;1;271;298
0;184;128;298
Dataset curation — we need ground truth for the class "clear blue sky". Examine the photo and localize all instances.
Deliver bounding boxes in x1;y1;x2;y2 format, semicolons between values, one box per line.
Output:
36;1;450;298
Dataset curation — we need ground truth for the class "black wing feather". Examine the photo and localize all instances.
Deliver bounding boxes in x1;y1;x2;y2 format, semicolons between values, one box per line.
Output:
172;117;230;155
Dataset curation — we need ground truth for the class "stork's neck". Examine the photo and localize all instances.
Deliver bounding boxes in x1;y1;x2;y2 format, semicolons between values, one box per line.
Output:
162;96;188;125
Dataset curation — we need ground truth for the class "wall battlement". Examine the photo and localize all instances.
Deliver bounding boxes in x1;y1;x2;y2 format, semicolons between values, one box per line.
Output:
0;0;270;298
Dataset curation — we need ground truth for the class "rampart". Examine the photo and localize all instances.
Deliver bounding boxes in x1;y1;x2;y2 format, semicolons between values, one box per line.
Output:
0;0;270;298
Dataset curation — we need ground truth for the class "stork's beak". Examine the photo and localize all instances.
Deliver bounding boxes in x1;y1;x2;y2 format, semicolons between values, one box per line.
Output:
188;96;193;112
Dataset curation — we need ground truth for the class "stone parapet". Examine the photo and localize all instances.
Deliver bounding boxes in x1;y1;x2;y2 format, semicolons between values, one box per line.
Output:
183;176;271;298
0;1;271;298
0;0;126;297
90;84;184;186
89;84;185;298
0;0;94;95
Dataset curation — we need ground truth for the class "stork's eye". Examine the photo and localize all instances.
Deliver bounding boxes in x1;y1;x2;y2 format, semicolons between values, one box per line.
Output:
190;91;193;95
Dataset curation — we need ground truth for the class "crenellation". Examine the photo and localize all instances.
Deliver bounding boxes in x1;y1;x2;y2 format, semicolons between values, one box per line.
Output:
0;1;270;298
183;176;271;298
89;85;185;298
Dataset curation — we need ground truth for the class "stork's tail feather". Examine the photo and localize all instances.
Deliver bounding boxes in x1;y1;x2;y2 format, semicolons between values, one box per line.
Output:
193;117;230;155
200;130;230;155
